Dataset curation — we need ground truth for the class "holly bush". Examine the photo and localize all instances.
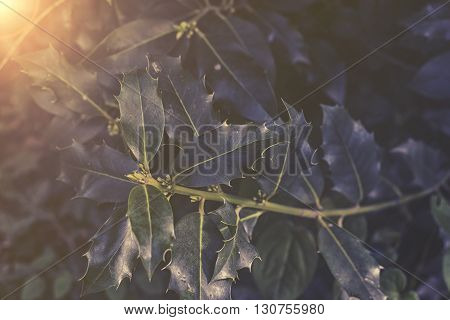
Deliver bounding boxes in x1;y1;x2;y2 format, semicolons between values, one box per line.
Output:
0;0;449;300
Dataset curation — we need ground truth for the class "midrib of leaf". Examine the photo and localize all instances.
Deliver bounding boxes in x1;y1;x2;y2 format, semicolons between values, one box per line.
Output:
167;76;200;136
332;121;364;203
82;9;201;64
173;131;263;181
274;234;293;297
262;139;321;207
195;29;266;109
142;185;153;259
216;222;239;280
268;141;290;199
319;218;372;297
66;165;135;184
214;11;249;54
36;63;112;121
380;176;403;198
136;77;149;171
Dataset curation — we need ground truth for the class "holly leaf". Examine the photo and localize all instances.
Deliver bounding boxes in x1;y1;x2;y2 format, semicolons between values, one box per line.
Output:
318;222;385;300
391;139;448;189
380;268;418;300
443;249;450;291
252;220;318;299
20;278;46;300
53;270;74;299
173;123;273;187
257;105;323;205
431;194;450;234
259;0;317;13
148;55;219;139
86;19;177;74
81;208;139;296
410;51;450;100
209;202;258;281
59;142;138;203
311;42;346;105
15;46;109;119
252;11;309;65
321;105;380;204
412;19;450;41
168;212;231;299
117;65;164;169
190;15;278;122
127;185;175;279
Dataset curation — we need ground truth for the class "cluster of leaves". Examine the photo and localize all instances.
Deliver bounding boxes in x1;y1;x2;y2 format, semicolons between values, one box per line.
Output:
1;0;450;299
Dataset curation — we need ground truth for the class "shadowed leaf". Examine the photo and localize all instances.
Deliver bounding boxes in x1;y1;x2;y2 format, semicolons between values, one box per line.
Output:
81;209;139;296
392;139;448;189
431;194;450;234
190;14;277;122
59;142;138;203
318;222;385;300
410;51;450;100
148;55;219;139
16;46;110;120
87;19;177;74
173;123;273;187
257;105;323;205
321;105;380;204
444;250;450;291
253;220;318;299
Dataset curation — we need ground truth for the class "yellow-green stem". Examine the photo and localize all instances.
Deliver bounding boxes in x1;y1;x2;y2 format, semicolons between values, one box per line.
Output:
141;174;448;219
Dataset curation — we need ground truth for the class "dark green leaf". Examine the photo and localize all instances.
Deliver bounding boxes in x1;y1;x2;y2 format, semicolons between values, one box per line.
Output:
380;268;418;300
253;220;318;299
253;11;309;65
191;15;277;122
148;55;219;139
127;185;175;279
343;216;368;242
173;123;273;187
321;105;380;204
117;66;164;169
431;194;450;234
53;270;74;299
20;277;46;300
209;203;259;281
16;46;110;119
410;51;450;100
257;106;323;205
443;249;450;291
318;222;385;300
312;42;346;105
259;0;317;13
168;212;231;299
412;19;450;41
81;209;138;296
392;139;447;189
59;142;138;203
87;19;176;74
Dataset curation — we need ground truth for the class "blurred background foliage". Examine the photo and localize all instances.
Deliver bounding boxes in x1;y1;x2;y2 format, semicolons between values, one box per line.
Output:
0;0;449;299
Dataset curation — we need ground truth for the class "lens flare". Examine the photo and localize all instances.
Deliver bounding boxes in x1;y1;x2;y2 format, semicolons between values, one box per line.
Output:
0;0;39;37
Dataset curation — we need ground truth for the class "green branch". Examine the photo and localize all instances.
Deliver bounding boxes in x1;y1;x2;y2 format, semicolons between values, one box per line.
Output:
136;173;449;220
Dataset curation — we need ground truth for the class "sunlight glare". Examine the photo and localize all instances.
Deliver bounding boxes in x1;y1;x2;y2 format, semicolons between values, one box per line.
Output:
0;0;38;36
